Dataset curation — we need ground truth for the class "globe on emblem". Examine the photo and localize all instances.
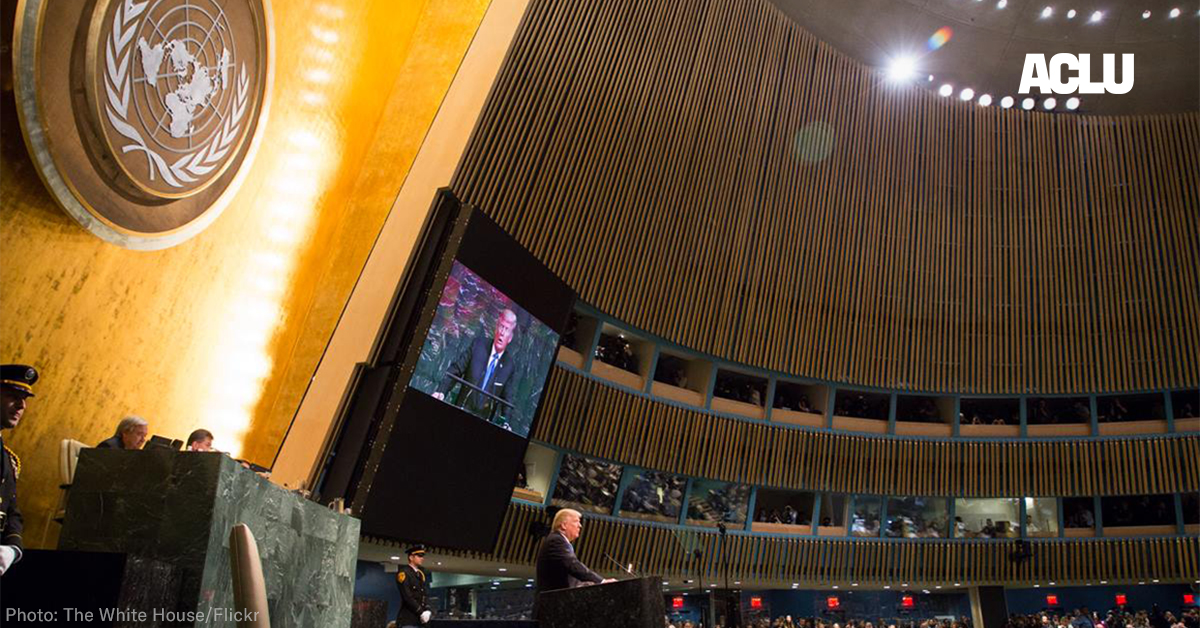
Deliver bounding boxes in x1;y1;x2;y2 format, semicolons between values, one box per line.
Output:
85;0;269;200
13;0;272;248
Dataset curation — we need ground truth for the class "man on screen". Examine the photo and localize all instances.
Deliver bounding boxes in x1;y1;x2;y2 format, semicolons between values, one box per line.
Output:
433;309;519;422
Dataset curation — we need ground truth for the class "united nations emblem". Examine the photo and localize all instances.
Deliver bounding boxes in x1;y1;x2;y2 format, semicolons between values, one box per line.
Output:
13;0;273;249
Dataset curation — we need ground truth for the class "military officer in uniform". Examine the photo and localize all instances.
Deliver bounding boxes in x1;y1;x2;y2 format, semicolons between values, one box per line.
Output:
0;364;37;576
396;544;432;626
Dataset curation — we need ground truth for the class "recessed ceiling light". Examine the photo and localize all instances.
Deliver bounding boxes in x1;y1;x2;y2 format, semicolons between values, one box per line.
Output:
832;585;840;589
1142;9;1151;18
887;56;917;82
928;74;934;82
935;585;943;589
884;585;891;589
1089;10;1103;22
1001;96;1015;108
1066;97;1080;110
498;568;507;572
939;84;954;97
1049;582;1056;585
1022;97;1036;110
978;94;993;106
390;556;401;560
1169;7;1181;18
997;0;1007;7
1043;97;1057;110
960;88;975;101
852;583;859;587
1067;8;1077;19
1041;6;1054;18
1101;580;1108;584
1035;584;1041;588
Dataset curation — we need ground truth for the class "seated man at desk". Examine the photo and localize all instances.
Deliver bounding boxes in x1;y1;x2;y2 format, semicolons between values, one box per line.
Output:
96;416;149;450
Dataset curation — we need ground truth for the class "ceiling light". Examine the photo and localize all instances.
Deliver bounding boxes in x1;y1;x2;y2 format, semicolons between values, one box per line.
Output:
1049;582;1056;585
1043;97;1057;109
832;585;840;589
498;568;507;572
936;585;943;589
1022;97;1036;110
1041;6;1054;18
852;583;859;587
884;585;891;589
1089;10;1103;22
887;56;917;82
928;74;934;82
390;556;401;560
978;94;993;106
960;88;975;101
939;84;954;97
1169;7;1181;18
1035;584;1041;588
997;0;1007;7
1067;9;1077;18
1101;580;1108;584
1142;10;1151;18
1001;96;1014;108
1066;97;1080;110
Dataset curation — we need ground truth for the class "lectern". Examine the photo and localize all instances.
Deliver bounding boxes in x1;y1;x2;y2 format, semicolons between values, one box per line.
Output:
537;576;666;628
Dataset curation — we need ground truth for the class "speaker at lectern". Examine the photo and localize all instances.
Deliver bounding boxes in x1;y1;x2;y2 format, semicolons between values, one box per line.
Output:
536;577;666;628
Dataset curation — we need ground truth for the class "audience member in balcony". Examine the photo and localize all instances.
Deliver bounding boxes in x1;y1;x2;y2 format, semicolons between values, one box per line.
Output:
96;415;149;450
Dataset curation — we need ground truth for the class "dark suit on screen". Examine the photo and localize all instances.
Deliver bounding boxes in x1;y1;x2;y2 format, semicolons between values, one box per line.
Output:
437;336;515;418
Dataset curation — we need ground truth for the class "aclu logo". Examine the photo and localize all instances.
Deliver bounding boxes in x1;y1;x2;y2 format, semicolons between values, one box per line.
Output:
1019;53;1134;95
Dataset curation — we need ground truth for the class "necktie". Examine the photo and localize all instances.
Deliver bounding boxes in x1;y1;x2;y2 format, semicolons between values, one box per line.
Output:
482;353;499;390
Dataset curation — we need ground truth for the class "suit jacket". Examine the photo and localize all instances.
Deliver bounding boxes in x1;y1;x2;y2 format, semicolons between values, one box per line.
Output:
395;564;429;625
437;336;516;417
95;435;125;449
1;438;23;555
534;532;602;595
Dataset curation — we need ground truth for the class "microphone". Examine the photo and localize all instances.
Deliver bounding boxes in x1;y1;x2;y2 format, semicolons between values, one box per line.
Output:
602;553;638;578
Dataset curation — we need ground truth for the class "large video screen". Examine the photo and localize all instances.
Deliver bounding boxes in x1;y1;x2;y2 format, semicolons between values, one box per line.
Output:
409;260;559;438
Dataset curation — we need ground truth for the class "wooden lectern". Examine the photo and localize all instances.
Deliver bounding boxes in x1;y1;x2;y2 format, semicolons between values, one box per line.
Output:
537;576;666;628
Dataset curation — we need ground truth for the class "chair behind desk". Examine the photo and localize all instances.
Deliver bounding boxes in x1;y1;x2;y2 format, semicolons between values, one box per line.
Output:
39;438;86;546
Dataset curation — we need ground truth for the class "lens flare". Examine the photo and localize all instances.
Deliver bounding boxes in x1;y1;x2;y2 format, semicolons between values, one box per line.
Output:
927;27;953;51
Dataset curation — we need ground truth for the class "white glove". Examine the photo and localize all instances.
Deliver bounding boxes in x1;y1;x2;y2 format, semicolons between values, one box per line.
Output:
420;610;432;624
0;545;16;575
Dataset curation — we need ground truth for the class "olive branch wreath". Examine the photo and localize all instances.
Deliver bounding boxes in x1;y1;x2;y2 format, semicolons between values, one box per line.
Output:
103;0;248;189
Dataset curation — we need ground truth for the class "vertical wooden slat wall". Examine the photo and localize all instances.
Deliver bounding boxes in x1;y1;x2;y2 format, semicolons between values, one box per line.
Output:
415;503;1200;585
535;369;1199;497
451;0;1200;395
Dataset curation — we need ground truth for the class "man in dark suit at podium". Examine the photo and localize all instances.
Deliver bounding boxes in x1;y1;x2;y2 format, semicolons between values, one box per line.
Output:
433;309;518;420
534;508;614;618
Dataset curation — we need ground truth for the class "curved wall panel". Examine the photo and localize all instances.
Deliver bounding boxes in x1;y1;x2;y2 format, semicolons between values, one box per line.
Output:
424;503;1200;586
452;0;1200;394
533;369;1200;497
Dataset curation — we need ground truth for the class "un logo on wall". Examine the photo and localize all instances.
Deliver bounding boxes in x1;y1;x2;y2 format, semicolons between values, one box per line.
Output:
14;0;273;249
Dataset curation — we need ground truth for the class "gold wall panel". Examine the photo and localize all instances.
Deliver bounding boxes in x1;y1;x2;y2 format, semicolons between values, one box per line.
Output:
452;0;1200;395
422;502;1200;586
534;369;1200;497
0;0;491;547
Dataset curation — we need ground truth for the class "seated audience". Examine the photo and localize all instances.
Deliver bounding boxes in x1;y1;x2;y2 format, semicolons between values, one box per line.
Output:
96;415;149;450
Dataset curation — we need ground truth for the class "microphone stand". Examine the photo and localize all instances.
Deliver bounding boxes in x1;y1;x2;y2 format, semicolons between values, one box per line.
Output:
717;518;739;627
